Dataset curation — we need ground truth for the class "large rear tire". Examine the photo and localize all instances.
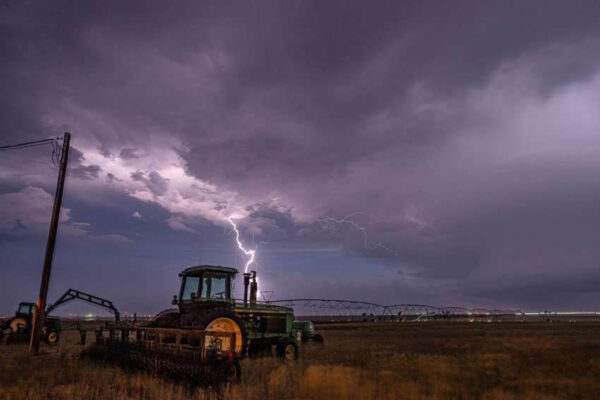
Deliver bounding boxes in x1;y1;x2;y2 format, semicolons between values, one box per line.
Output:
204;312;248;356
8;317;27;333
7;317;28;343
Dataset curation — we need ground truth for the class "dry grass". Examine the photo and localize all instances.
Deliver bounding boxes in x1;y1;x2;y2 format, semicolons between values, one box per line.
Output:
1;321;600;399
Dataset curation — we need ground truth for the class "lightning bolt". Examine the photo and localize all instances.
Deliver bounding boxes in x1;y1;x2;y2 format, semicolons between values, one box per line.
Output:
317;212;399;256
227;216;257;273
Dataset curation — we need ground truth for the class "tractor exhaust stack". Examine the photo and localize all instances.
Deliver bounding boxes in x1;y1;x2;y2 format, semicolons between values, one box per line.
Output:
243;272;251;306
250;271;258;305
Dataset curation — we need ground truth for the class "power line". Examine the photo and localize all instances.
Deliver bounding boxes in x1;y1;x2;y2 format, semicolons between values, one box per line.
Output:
51;140;61;168
0;136;64;168
0;137;61;151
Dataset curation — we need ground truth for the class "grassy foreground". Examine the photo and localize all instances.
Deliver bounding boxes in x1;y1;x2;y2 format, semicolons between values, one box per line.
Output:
1;321;600;399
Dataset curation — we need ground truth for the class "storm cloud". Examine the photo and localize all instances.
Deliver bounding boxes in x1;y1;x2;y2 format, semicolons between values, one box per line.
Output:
2;1;600;313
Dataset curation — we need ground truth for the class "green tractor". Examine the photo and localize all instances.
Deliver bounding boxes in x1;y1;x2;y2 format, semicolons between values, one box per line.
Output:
1;289;118;346
0;302;61;345
148;265;308;360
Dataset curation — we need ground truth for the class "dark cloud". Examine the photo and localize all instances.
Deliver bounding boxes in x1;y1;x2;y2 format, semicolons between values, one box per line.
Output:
98;145;112;158
70;164;101;180
130;170;169;196
119;148;140;159
2;1;600;311
106;173;121;183
130;171;145;182
67;146;101;179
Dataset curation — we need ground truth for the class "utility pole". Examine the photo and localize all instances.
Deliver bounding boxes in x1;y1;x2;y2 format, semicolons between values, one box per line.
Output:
30;132;71;354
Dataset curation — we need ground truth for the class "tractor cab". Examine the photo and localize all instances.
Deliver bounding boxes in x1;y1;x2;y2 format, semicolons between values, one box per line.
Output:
175;265;237;305
16;302;35;317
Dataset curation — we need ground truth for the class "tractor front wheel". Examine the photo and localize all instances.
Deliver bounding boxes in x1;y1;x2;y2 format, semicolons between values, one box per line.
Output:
45;329;60;346
277;339;298;361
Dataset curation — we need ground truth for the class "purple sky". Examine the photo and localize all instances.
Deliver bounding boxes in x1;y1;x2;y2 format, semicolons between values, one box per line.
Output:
2;1;600;315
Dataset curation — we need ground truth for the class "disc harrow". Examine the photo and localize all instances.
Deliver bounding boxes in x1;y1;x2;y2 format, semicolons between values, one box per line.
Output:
83;326;241;386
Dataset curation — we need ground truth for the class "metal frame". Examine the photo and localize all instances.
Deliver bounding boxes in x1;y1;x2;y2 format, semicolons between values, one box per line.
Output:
46;288;120;324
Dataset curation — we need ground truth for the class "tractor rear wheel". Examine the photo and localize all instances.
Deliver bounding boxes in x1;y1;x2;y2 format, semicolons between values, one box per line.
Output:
7;317;28;343
9;317;27;333
204;313;248;356
277;339;299;361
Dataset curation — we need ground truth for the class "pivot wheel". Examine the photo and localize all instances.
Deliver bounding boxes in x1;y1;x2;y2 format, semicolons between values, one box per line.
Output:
277;339;299;361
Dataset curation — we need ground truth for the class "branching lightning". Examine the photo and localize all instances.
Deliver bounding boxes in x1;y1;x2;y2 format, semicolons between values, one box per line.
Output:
227;216;257;273
317;212;399;256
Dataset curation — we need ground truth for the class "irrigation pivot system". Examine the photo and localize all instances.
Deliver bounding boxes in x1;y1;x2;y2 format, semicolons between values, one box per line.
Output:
263;299;521;319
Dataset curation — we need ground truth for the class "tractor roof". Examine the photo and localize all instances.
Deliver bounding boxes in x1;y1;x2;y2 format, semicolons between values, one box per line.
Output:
179;265;238;277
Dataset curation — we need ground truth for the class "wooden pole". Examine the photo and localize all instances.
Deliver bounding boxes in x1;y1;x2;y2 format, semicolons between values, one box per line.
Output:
30;132;71;354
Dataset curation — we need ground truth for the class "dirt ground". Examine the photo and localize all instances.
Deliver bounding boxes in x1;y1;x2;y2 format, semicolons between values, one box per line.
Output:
1;320;600;400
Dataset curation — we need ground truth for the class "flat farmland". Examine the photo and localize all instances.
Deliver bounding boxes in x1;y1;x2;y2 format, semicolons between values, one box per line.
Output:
1;321;599;400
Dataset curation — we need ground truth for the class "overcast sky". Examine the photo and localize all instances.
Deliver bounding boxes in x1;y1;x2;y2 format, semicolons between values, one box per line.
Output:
2;1;600;315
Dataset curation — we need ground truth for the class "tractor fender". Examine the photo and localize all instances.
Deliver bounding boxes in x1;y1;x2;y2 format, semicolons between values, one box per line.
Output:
147;309;181;328
44;317;62;332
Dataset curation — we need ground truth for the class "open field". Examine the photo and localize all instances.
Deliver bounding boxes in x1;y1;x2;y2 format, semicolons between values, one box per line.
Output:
1;321;600;400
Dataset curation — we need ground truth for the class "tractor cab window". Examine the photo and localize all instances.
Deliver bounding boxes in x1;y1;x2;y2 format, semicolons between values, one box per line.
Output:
181;273;230;301
181;276;200;301
18;304;32;314
201;273;228;299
